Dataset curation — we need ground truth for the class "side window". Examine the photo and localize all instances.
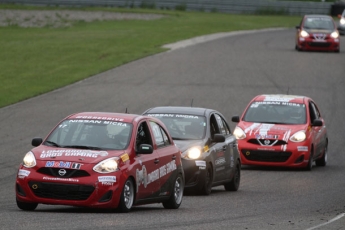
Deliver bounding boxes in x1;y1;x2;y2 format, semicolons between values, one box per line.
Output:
215;114;229;135
136;122;152;150
149;121;171;148
311;102;321;118
309;102;318;122
210;114;220;139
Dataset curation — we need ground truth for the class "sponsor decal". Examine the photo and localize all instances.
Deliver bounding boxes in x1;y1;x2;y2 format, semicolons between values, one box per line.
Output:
75;116;124;121
216;166;225;172
195;160;206;167
45;161;82;169
43;177;79;182
297;146;308;152
18;169;30;179
203;145;209;152
256;134;279;139
215;157;226;166
101;182;114;186
68;119;128;127
120;153;129;162
146;114;199;119
98;176;116;183
136;160;177;192
40;150;108;159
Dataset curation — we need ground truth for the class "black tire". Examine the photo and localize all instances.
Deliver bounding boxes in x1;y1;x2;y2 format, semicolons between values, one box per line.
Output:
163;174;184;209
315;144;327;167
224;161;241;191
16;198;38;211
117;178;135;213
199;163;213;195
305;149;313;171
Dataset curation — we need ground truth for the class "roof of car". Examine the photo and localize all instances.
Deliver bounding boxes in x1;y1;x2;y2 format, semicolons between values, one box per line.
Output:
252;94;308;104
305;14;332;18
66;112;141;123
143;106;213;116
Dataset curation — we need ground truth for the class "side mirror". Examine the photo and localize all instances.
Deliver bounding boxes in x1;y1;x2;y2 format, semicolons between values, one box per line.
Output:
213;134;225;143
32;137;43;147
312;119;323;127
296;25;301;29
137;144;153;154
232;116;240;123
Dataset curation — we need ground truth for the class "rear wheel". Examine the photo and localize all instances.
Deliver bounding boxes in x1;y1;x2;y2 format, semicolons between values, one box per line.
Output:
224;161;241;191
117;178;135;213
163;174;184;209
315;144;328;167
199;163;213;195
16;199;38;211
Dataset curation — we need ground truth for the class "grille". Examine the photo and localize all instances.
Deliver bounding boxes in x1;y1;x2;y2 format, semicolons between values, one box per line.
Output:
308;42;331;47
37;167;90;178
29;181;94;200
241;149;292;162
247;139;287;146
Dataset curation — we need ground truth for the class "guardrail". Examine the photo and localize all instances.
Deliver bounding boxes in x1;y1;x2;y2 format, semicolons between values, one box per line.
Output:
0;0;334;15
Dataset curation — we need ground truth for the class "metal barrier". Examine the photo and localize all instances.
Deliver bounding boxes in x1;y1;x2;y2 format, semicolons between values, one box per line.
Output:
0;0;333;15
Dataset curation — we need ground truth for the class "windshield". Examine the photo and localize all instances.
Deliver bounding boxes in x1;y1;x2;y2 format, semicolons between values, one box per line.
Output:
146;114;206;140
303;17;335;30
243;101;307;124
44;119;132;150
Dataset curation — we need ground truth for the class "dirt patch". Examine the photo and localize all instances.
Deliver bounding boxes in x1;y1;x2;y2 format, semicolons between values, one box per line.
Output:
0;9;164;27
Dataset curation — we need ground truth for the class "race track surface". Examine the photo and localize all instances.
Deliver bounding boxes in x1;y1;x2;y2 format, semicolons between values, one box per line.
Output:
1;28;344;230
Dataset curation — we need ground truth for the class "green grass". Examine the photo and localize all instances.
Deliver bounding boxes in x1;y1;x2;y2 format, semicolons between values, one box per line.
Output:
0;4;301;108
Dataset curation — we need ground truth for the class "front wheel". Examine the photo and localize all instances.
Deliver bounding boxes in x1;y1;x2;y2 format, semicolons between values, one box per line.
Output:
163;174;184;209
16;199;38;211
117;178;135;213
224;161;241;191
305;149;313;171
315;144;327;167
199;163;213;195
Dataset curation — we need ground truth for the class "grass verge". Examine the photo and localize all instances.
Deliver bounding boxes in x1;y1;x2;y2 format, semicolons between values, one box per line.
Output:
0;4;301;108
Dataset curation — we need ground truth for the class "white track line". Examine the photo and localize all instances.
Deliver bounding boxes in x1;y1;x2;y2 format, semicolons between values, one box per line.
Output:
305;213;345;230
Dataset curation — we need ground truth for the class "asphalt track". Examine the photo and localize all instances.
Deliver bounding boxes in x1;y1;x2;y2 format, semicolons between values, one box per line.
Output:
1;28;345;230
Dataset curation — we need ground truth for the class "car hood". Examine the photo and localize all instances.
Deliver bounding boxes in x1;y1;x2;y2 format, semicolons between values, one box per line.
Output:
238;122;308;140
305;28;334;34
32;146;126;164
173;140;204;152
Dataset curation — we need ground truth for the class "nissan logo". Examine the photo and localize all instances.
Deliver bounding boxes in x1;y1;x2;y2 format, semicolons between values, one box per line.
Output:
264;139;270;145
58;169;67;176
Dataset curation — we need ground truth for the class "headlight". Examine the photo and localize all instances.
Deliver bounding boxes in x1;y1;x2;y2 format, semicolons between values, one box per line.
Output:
330;31;339;39
182;146;202;160
290;131;306;142
93;157;119;173
23;151;36;168
340;18;345;25
233;127;246;140
300;30;309;38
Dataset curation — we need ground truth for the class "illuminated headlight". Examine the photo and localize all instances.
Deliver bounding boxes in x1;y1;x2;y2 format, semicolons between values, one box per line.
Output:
93;157;119;173
233;127;246;140
182;146;202;160
23;151;36;168
330;31;339;39
340;18;345;25
290;131;306;142
300;30;309;38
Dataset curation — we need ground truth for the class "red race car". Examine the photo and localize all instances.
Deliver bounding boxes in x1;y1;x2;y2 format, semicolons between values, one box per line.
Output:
232;94;328;170
295;14;340;52
16;112;184;212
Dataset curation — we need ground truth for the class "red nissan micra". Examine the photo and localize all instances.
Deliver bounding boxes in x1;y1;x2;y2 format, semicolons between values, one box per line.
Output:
232;94;328;171
16;112;184;212
295;14;340;52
